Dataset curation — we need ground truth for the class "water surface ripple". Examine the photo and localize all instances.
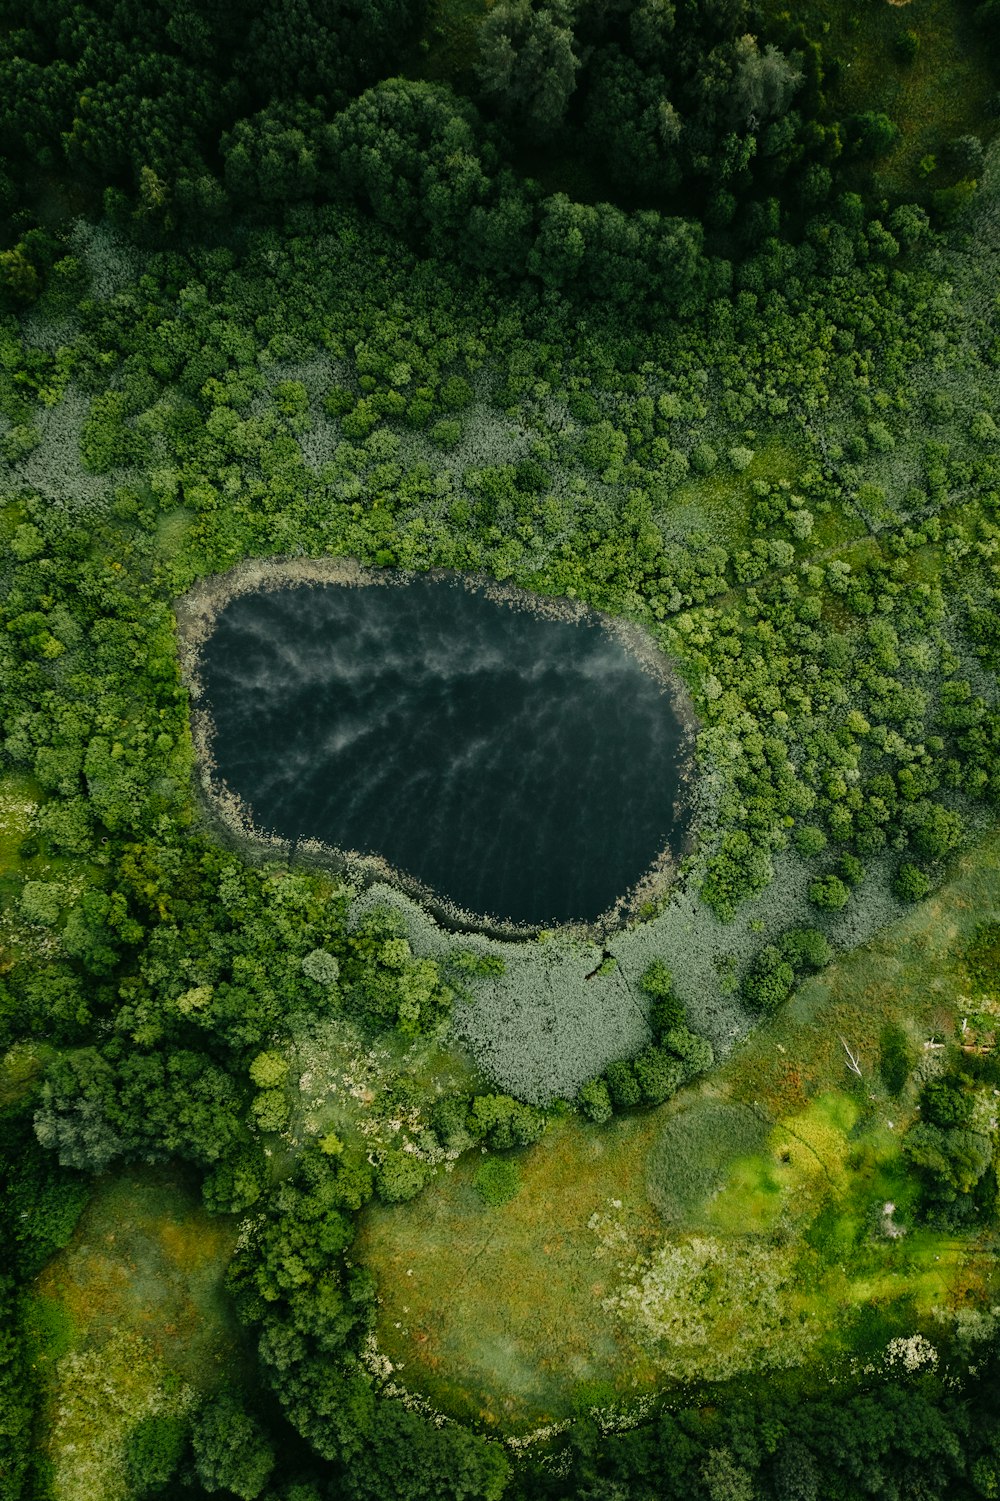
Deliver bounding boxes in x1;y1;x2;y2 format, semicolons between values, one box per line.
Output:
199;575;691;927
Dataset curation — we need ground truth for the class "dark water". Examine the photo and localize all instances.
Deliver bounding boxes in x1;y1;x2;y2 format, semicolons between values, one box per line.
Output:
200;576;691;927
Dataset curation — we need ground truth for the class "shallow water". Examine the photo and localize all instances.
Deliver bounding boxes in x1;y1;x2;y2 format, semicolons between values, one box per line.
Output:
199;574;691;926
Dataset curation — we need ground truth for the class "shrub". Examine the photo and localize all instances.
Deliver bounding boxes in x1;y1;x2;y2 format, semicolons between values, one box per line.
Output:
125;1413;189;1493
474;1155;521;1206
921;1076;973;1129
894;29;919;63
808;875;850;910
430;418;462;449
742;947;795;1014
793;825;827;857
634;1045;685;1105
605;1059;642;1109
578;1076;613;1123
778;928;832;972
662;1027;714;1080
431;1093;473;1150
376;1150;431;1203
690;442;718;475
894;862;931;902
469;1094;546;1149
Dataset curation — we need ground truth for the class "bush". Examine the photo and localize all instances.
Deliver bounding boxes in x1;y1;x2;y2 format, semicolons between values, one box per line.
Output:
605;1059;642;1109
469;1094;546;1149
662;1027;715;1080
793;824;827;857
894;862;931;902
879;1023;912;1096
375;1151;431;1203
808;875;850;910
125;1413;189;1494
894;29;919;63
742;947;795;1014
578;1076;613;1123
633;1045;685;1105
430;418;462;449
921;1076;973;1129
473;1155;521;1206
690;442;718;475
778;928;832;972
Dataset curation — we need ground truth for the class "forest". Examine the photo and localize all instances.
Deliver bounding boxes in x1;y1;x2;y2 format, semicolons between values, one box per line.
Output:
3;0;1000;1497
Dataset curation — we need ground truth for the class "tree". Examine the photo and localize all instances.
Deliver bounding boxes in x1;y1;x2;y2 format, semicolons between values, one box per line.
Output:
730;36;803;127
477;0;580;138
344;1403;509;1501
191;1396;275;1499
808;874;850;910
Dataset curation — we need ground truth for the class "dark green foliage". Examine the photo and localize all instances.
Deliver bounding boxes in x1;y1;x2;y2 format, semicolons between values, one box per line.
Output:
191;1395;275;1499
476;0;580;138
894;862;932;902
474;1155;521;1206
578;1077;613;1123
125;1413;189;1495
343;1403;508;1501
642;960;686;1036
808;873;850;910
742;946;795;1014
469;1093;546;1149
1;4;1000;1492
878;1024;912;1096
847;111;901;159
605;1058;642;1109
742;927;832;1015
921;1075;974;1129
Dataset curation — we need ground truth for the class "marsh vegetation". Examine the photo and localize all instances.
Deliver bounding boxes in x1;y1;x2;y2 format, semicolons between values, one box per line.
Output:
2;0;1000;1493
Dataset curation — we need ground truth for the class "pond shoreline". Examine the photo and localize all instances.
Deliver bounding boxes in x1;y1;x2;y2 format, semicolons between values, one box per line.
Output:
174;555;701;943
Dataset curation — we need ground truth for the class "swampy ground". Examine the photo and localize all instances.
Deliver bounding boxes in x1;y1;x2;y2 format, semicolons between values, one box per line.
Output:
358;827;1000;1428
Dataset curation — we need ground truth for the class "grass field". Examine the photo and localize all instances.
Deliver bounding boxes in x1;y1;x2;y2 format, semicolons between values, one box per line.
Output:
27;1166;244;1501
768;0;996;196
358;823;1000;1429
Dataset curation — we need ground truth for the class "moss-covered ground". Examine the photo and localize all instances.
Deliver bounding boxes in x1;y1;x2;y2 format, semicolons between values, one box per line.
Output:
358;824;1000;1430
25;1167;244;1501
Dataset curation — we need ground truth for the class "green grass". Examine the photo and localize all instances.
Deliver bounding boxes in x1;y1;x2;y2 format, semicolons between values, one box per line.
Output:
0;771;40;876
31;1165;246;1500
359;823;1000;1428
767;0;996;196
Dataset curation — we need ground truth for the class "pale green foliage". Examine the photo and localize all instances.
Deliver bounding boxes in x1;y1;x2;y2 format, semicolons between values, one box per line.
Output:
252;1089;290;1132
20;879;64;926
47;1331;194;1501
301;948;340;987
249;1051;290;1089
611;1234;820;1380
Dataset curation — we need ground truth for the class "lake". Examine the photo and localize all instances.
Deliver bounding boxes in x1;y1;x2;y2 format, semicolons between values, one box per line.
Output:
197;572;693;928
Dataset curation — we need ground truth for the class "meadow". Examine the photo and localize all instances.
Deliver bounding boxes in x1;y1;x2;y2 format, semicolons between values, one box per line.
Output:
359;824;1000;1430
